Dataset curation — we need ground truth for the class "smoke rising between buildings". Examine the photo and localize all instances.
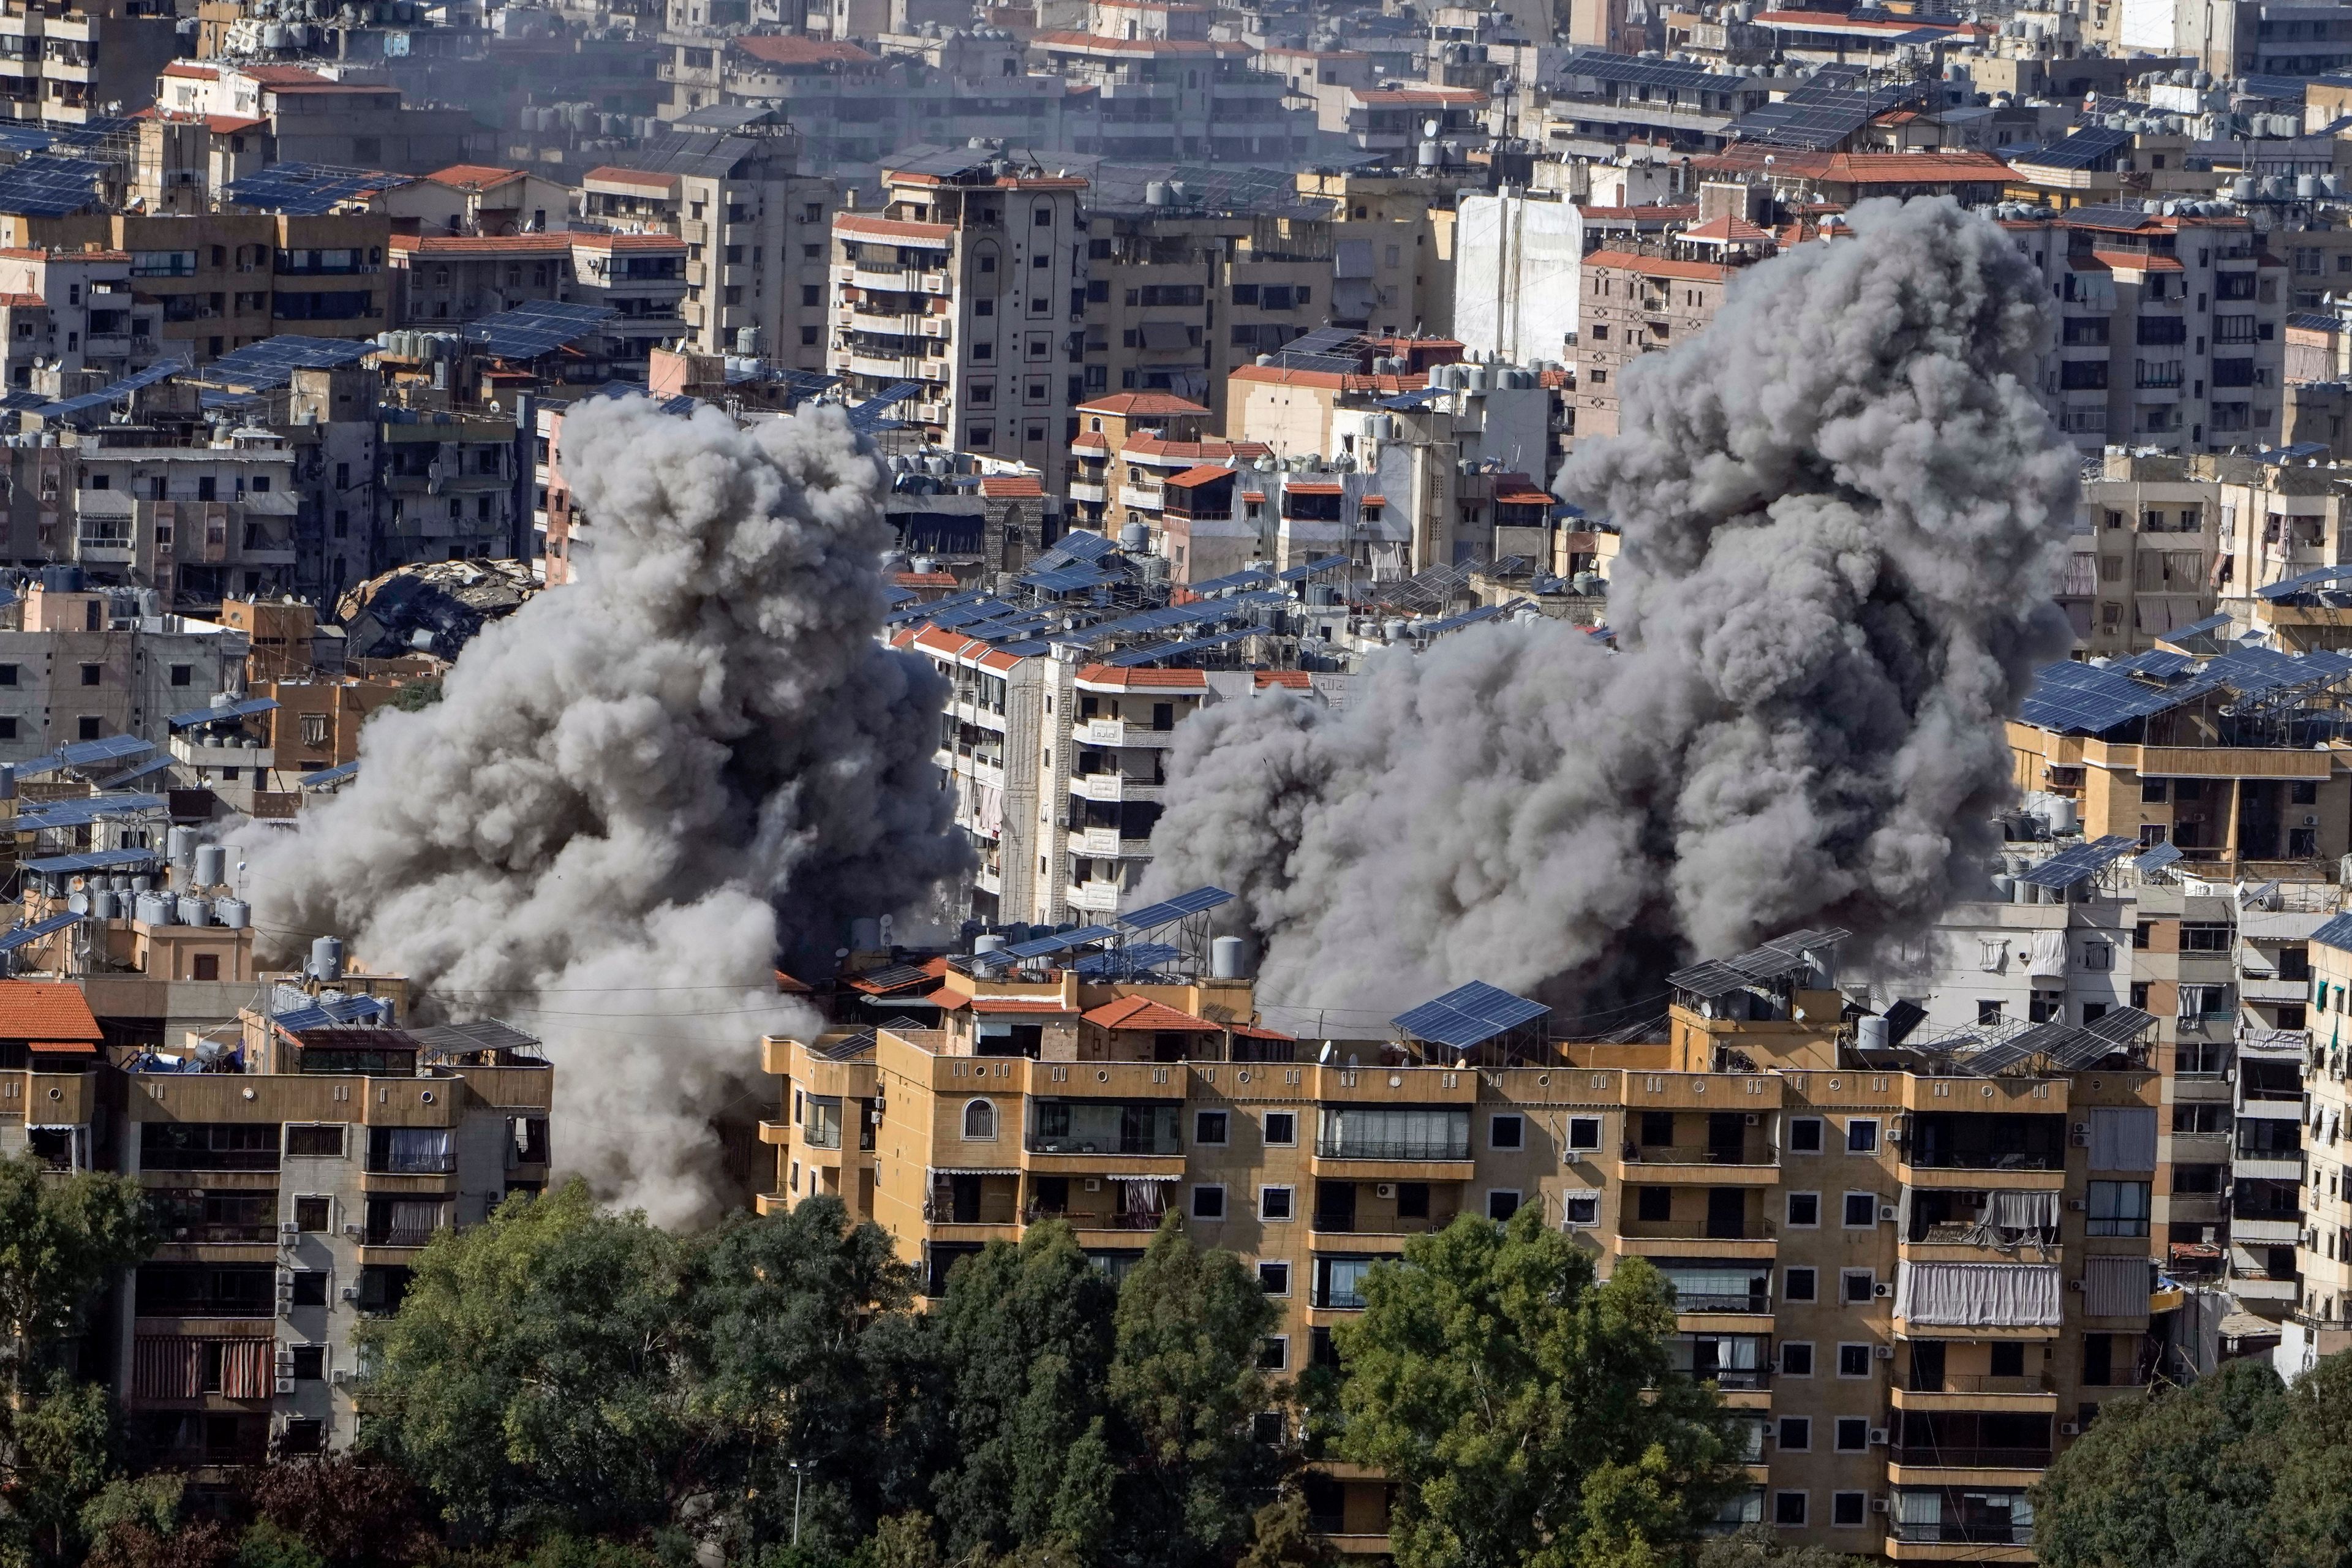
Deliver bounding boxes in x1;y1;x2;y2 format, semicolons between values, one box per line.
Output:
1141;197;2081;1020
238;397;963;1224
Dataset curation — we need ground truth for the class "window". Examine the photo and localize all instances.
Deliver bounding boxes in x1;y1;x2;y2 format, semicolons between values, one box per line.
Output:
1260;1186;1293;1221
1838;1345;1872;1379
1258;1261;1290;1295
1844;1192;1879;1228
169;664;192;687
1788;1117;1823;1153
1487;1189;1520;1222
1196;1110;1229;1145
284;1125;344;1159
293;1196;330;1231
1831;1491;1866;1528
1263;1110;1295;1145
1784;1267;1817;1302
962;1099;996;1140
78;663;100;686
1563;1193;1598;1226
1773;1492;1807;1528
2088;1180;2152;1236
1636;1185;1673;1222
1847;1118;1880;1153
290;1271;327;1306
1191;1185;1225;1221
1566;1115;1602;1152
1780;1342;1813;1376
1257;1336;1287;1371
291;1345;326;1381
2181;922;2232;952
1787;1191;1821;1227
1777;1417;1811;1452
1841;1269;1876;1304
77;717;99;741
0;666;13;686
1489;1114;1523;1150
192;954;219;981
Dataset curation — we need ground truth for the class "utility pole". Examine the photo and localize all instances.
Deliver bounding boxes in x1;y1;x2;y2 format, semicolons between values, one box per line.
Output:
790;1459;809;1545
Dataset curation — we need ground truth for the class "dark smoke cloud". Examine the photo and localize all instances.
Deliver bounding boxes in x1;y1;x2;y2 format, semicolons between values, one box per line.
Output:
238;399;964;1223
1141;197;2076;1019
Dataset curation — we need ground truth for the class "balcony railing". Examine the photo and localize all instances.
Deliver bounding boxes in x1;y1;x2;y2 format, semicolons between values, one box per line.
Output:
1675;1292;1771;1314
1028;1206;1158;1229
1892;1447;2052;1470
1025;1134;1182;1156
1621;1144;1774;1166
160;1223;277;1244
1310;1213;1456;1234
1890;1522;2033;1545
1907;1374;2052;1395
361;1226;439;1248
1901;1152;2064;1171
1314;1137;1471;1161
1312;1284;1366;1310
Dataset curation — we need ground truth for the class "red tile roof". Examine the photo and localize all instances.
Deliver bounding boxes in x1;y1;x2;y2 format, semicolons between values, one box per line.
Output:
426;164;528;191
390;232;575;255
1229;1021;1296;1041
1164;463;1233;488
1254;670;1311;689
582;166;680;193
1583;249;1733;283
1682;214;1772;244
734;34;880;66
835;213;954;245
894;571;959;588
0;981;101;1044
1074;665;1210;689
1084;995;1220;1031
774;968;812;994
1078;391;1212;418
980;475;1044;497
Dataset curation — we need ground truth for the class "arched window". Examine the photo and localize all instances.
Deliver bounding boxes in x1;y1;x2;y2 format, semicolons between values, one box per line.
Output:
963;1099;997;1140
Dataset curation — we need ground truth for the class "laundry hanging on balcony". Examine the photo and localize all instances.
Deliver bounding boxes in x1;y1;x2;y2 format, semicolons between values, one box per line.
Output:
1893;1262;2062;1327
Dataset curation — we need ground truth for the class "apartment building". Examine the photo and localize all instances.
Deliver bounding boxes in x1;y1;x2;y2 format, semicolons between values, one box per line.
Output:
2067;452;2224;655
0;0;179;128
2003;206;2289;454
832;148;1085;478
0;574;246;767
0;245;161;392
116;979;549;1465
566;232;688;371
154;61;480;173
1033;0;1304;166
388;232;574;326
58;415;301;605
1575;227;1762;442
2290;910;2352;1370
574;111;835;370
761;922;2166;1558
375;409;521;569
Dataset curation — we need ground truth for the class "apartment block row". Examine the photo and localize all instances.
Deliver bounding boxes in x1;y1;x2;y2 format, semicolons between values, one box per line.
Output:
763;925;2168;1561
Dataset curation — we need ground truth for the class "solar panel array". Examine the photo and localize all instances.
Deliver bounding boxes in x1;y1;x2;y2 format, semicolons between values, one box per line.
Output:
1189;568;1274;595
994;923;1119;960
1119;885;1233;931
203;335;378;392
2112;648;2195;679
1559;50;1750;92
1665;927;1850;999
2018;658;2217;734
1412;600;1523;639
24;846;160;875
168;695;277;729
1379;386;1444;411
851;962;934;993
1039;530;1117;566
2133;840;2184;874
0;910;85;954
1393;979;1550;1049
33;358;187;421
2016;834;2138;889
848;379;924;432
1022;562;1120;594
224;162;412;214
2160;612;2231;641
2313;911;2352;952
1073;941;1184;978
1276;555;1349;582
301;760;360;789
18;735;153;777
96;755;170;790
2010;126;2130;171
465;299;618;360
2257;564;2352;601
0;155;104;217
1104;627;1256;668
13;793;166;832
0;124;53;157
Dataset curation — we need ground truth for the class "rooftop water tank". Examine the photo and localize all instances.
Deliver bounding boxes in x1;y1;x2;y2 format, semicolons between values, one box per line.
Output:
216;897;251;930
1120;521;1150;551
180;896;213;929
167;824;197;868
1211;935;1248;980
1856;1015;1890;1053
309;935;343;982
193;843;226;888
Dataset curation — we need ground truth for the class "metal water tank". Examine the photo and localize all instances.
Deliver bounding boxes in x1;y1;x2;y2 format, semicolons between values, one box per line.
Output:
91;888;118;921
1211;935;1247;979
149;891;179;926
1990;873;2016;902
1856;1015;1890;1053
1384;617;1409;643
167;824;198;867
1120;521;1150;551
2300;173;2322;200
194;843;227;888
180;897;213;929
851;917;881;950
309;935;343;981
2048;796;2079;835
216;897;251;930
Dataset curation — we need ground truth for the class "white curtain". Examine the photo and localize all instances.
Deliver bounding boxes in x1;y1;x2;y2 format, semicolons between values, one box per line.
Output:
1896;1491;1942;1527
2089;1107;2158;1172
1894;1262;2062;1326
1966;1189;2061;1243
2027;930;2068;978
2084;1254;2149;1318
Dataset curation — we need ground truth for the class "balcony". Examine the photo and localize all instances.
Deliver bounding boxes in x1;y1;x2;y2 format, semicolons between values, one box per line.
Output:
360;1226;440;1248
1069;479;1107;503
1067;880;1124;913
1074;770;1164;804
1071;717;1177;748
1889;1447;2052;1472
1614;1144;1781;1185
170;734;276;771
1313;1135;1471;1163
75;532;134;562
1118;483;1166;511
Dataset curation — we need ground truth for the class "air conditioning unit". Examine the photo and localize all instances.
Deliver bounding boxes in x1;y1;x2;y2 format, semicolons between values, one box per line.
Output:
2067;1197;2087;1211
1872;1281;1894;1298
1868;1428;1890;1447
330;1369;353;1388
1084;1177;1100;1192
2305;815;2321;828
1885;1126;1904;1145
2059;1420;2081;1436
1879;1204;1899;1223
339;1285;360;1302
1744;1113;1760;1126
1376;1183;1395;1199
1872;1497;1891;1515
1873;1344;1894;1360
279;1221;300;1240
274;1376;294;1395
2068;1278;2087;1291
343;1223;363;1240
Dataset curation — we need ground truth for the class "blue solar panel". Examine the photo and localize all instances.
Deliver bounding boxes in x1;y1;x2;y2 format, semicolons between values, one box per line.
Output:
96;755;170;790
1275;555;1350;583
1038;530;1117;566
301;760;360;789
882;582;916;607
2257;564;2352;601
0;124;53;157
888;589;990;626
24;846;161;875
13;793;167;831
2315;912;2352;952
1118;886;1233;931
202;334;378;393
1022;563;1117;593
1393;980;1550;1050
846;380;923;433
1072;941;1185;977
2133;840;2184;875
2017;659;2218;734
1379;386;1444;411
2112;649;2195;679
32;358;187;421
995;923;1120;960
1412;601;1520;639
466;300;618;360
2016;835;2137;889
2159;612;2230;641
0;155;104;217
168;696;277;729
224;162;412;215
1104;627;1255;667
18;736;154;777
1189;569;1275;595
0;910;83;952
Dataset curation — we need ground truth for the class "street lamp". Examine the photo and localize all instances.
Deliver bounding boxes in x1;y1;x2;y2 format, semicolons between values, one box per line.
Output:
788;1460;810;1546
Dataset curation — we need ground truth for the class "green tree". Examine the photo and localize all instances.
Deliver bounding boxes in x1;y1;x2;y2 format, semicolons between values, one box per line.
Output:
244;1454;432;1568
0;1154;154;1568
1234;1490;1334;1568
681;1196;937;1553
1692;1524;1866;1568
2269;1349;2352;1568
1331;1210;1737;1568
357;1181;689;1542
2031;1357;2288;1568
1107;1220;1284;1568
927;1221;1119;1562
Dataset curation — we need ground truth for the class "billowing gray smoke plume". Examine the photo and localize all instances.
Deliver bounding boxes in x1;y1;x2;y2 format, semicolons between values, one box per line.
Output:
1143;197;2076;1020
238;399;963;1224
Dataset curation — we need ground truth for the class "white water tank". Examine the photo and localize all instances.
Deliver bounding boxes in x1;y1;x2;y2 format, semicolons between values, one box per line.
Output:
1212;935;1247;979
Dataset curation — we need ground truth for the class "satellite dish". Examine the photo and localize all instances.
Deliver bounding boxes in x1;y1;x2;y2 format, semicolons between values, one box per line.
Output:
1423;118;1442;138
